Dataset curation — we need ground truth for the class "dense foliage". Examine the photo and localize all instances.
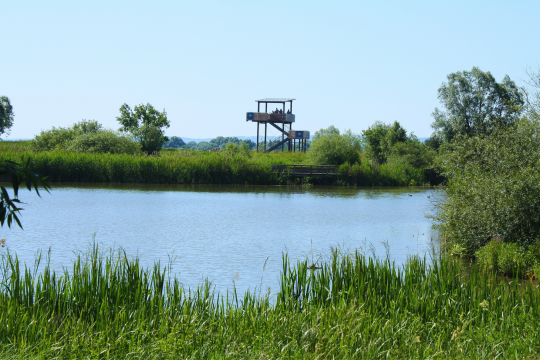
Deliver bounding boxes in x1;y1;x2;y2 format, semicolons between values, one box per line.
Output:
32;120;140;154
117;103;170;153
308;130;361;165
430;67;524;145
475;239;540;278
362;121;408;164
355;121;439;185
0;245;539;358
437;118;540;258
312;125;340;141
161;136;186;149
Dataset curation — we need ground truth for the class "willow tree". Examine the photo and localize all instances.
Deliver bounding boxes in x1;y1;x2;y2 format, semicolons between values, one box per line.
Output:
430;67;524;144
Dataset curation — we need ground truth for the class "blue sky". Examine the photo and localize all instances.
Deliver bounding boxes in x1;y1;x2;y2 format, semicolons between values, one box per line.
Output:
2;1;539;140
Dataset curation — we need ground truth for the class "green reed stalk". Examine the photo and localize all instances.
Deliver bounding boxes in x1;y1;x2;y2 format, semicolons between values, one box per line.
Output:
0;143;434;186
0;244;539;358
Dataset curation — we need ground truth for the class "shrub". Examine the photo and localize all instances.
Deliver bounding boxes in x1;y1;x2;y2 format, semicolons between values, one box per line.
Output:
221;143;252;158
475;239;540;277
437;117;540;255
475;240;502;273
32;127;77;151
308;130;361;165
31;120;141;154
387;139;437;169
65;131;140;154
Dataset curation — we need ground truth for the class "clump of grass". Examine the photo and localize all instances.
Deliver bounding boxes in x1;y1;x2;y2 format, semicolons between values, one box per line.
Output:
0;244;539;358
476;238;540;278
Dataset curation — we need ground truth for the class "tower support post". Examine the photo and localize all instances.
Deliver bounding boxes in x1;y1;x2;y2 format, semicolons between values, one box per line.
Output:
282;123;285;151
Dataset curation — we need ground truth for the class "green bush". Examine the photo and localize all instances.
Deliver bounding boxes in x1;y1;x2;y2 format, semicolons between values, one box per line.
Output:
31;120;141;154
475;239;540;277
221;142;252;158
308;130;361;165
475;240;502;273
65;131;141;154
362;120;407;164
437;117;540;255
387;139;437;169
32;127;77;151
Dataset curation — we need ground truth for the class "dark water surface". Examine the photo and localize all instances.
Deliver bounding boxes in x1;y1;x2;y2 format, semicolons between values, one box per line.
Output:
4;184;441;295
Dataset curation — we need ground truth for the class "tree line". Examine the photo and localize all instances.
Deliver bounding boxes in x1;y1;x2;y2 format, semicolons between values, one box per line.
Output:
163;136;257;151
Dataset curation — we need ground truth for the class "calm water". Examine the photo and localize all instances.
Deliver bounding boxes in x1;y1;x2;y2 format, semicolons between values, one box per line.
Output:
3;184;441;295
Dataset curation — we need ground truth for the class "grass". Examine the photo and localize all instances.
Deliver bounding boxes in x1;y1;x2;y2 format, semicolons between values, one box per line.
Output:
0;141;434;186
0;244;539;359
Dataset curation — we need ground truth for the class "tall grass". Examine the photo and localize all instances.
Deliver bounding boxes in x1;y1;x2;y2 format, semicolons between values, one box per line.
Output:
0;149;276;185
0;244;539;358
0;142;435;186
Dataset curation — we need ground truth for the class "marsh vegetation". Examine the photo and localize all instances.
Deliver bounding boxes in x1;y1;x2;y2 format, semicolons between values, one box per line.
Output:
0;244;538;359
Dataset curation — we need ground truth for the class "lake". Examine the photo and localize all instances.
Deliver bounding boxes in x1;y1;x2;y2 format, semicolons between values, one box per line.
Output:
3;184;441;295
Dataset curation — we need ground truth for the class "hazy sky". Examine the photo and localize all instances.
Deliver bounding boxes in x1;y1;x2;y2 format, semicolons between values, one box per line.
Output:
2;1;539;140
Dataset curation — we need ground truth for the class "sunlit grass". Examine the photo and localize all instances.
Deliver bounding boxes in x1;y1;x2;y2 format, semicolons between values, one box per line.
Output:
0;142;432;186
0;244;539;358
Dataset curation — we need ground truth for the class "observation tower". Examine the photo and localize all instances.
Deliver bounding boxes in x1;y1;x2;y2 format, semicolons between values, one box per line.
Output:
246;98;310;152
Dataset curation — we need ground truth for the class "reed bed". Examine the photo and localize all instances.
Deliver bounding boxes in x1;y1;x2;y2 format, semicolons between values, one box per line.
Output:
0;150;277;185
0;143;434;186
0;245;539;359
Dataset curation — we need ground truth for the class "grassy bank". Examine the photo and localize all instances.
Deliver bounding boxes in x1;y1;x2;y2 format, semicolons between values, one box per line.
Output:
0;141;437;186
0;245;539;359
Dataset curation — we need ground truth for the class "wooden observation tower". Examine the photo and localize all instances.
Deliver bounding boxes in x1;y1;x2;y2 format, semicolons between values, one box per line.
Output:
246;98;310;153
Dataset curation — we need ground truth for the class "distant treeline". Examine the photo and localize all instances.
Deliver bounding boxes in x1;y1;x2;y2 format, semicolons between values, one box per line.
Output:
163;136;310;152
163;136;258;151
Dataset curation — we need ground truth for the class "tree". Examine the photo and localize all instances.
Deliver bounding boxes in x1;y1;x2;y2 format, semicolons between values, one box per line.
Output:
163;136;186;149
436;118;540;256
362;121;408;164
313;125;340;141
116;103;170;153
195;141;213;151
431;67;524;143
0;96;15;138
240;139;256;150
387;139;436;169
0;159;50;229
523;65;540;119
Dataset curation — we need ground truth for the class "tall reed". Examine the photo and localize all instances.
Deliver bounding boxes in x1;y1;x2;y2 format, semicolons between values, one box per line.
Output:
0;245;538;358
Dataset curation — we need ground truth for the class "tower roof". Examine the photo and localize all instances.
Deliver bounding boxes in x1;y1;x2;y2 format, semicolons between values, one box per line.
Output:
255;98;295;103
